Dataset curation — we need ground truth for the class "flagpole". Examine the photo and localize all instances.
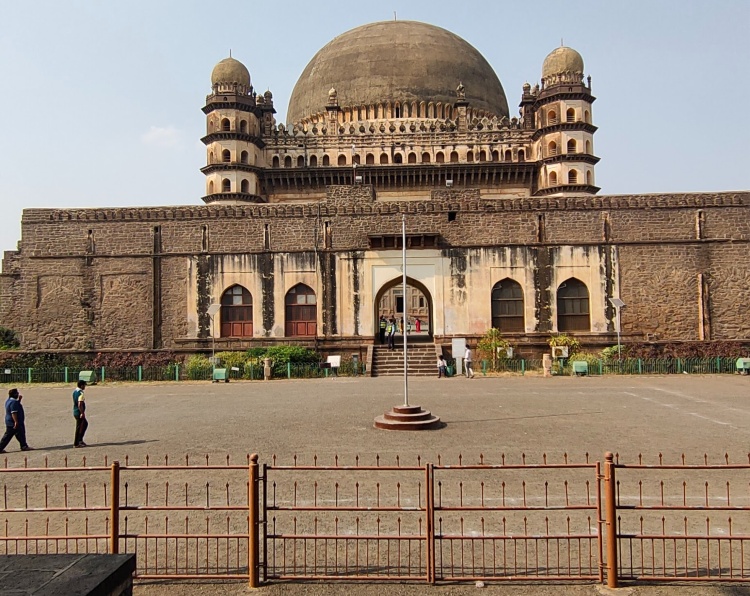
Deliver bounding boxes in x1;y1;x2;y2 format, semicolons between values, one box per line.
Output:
402;214;409;407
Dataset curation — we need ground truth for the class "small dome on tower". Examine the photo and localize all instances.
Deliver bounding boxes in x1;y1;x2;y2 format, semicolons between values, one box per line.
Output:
211;56;251;88
264;89;273;100
541;46;584;79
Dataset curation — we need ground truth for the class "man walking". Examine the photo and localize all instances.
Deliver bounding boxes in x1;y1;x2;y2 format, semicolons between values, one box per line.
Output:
0;389;31;453
464;345;475;378
379;315;387;344
387;316;397;350
73;380;88;448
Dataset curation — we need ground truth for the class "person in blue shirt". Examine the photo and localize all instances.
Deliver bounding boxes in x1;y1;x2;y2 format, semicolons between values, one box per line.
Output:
0;388;31;453
73;380;88;448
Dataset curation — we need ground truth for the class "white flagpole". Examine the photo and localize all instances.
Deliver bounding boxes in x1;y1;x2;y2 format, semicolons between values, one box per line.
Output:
402;214;409;407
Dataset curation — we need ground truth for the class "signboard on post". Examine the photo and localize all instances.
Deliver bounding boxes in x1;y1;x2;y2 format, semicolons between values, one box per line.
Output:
327;355;341;376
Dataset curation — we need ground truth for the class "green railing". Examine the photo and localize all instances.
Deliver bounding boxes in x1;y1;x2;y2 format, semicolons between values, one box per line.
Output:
0;357;742;385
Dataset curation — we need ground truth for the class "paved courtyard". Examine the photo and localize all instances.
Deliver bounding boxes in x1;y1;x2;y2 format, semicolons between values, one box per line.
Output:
2;374;749;595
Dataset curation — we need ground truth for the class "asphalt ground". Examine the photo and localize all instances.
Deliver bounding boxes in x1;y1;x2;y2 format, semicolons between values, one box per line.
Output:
2;373;749;595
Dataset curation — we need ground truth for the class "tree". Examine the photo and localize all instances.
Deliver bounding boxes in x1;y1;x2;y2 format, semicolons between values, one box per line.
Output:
477;328;511;369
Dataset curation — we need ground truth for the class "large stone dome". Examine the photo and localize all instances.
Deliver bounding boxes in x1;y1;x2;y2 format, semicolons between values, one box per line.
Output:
542;46;584;79
211;57;251;88
287;20;509;125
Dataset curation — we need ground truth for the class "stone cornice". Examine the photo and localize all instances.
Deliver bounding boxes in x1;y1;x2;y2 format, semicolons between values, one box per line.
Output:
532;122;598;140
22;191;750;224
538;154;601;166
201;132;265;147
200;163;263;176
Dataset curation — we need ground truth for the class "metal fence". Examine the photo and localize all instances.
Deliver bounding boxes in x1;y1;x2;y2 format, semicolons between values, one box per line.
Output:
1;452;748;587
481;357;745;376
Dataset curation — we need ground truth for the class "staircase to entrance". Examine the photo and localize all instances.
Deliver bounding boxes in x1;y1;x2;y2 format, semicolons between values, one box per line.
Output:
371;343;438;377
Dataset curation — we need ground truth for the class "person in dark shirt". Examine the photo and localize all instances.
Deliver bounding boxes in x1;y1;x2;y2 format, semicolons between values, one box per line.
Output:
73;380;88;448
0;388;31;453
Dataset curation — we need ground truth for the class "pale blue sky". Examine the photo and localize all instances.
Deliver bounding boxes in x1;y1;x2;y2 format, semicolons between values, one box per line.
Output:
0;1;748;254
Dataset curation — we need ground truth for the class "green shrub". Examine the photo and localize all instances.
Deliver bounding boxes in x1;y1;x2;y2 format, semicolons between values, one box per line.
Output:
0;327;19;349
477;328;512;369
214;351;249;372
185;354;212;380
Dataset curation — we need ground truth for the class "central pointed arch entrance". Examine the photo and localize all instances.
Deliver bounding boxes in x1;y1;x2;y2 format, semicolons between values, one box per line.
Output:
374;276;434;339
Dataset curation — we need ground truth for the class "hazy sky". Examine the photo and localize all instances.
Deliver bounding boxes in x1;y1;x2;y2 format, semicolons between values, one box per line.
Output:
1;1;748;254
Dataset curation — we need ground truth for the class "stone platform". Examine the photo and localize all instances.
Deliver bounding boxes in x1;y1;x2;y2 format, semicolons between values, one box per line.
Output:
373;403;443;430
0;554;135;595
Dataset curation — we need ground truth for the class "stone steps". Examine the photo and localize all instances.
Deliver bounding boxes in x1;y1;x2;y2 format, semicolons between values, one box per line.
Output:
372;345;438;377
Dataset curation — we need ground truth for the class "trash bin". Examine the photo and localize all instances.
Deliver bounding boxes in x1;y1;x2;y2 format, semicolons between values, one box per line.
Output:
79;370;97;384
212;368;229;382
571;361;589;376
736;358;750;375
446;365;454;377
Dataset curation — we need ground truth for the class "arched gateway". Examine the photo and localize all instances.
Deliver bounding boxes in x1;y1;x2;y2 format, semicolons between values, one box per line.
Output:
374;277;433;338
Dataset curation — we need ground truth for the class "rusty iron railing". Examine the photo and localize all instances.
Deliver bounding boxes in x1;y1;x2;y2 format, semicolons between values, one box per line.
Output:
2;451;749;586
611;451;750;584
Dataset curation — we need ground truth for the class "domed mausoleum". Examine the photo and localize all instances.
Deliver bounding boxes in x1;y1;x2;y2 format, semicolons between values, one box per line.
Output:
1;21;747;364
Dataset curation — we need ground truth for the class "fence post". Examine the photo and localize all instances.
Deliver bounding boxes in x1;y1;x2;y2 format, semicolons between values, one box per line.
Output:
287;362;291;379
101;367;105;383
426;462;435;584
638;358;642;375
175;363;179;381
677;358;682;374
716;356;721;373
248;453;260;588
64;367;69;384
599;359;603;375
28;368;32;384
604;452;618;588
137;366;143;382
521;359;525;376
110;461;120;554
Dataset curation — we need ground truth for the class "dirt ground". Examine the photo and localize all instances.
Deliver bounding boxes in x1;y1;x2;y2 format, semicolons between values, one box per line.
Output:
2;374;749;595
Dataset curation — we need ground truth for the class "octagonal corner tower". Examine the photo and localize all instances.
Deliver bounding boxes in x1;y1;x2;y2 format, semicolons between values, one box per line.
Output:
287;20;509;126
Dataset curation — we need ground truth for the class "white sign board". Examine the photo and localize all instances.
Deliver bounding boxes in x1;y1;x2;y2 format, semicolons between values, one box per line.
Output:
327;355;341;368
451;338;467;375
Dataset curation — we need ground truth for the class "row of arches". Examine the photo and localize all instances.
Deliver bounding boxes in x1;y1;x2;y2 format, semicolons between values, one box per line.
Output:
208;179;251;194
270;148;527;168
545;107;591;126
209;118;251;134
219;283;317;337
547;170;592;186
302;102;495;126
546;139;592;156
209;149;250;164
492;277;591;332
216;277;593;339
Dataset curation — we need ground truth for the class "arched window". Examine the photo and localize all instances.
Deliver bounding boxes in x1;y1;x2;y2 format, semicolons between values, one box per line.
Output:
338;154;347;166
209;151;215;164
221;178;231;193
208;180;214;193
240;150;248;164
585;140;591;154
422;152;431;163
352;154;361;165
297;155;305;167
450;151;459;163
518;149;525;162
408;152;417;164
272;156;280;168
240;179;249;193
567;139;577;153
491;150;499;161
566;108;575;123
586;171;593;185
366;153;375;165
548;110;557;125
435;152;445;163
239;120;247;133
221;118;230;131
222;149;231;163
466;151;474;162
322;154;330;166
394;153;403;164
504;150;512;161
548;141;557;156
491;279;525;332
479;150;487;161
285;283;317;337
309;155;318;167
549;171;558;186
568;169;578;184
584;110;591;123
284;155;292;168
220;285;253;338
380;153;389;165
557;278;590;331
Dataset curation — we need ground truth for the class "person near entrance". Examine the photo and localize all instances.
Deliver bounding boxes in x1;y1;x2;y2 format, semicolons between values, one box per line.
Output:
464;345;475;378
379;315;387;344
387;316;397;350
437;354;448;378
73;380;89;447
415;318;421;333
